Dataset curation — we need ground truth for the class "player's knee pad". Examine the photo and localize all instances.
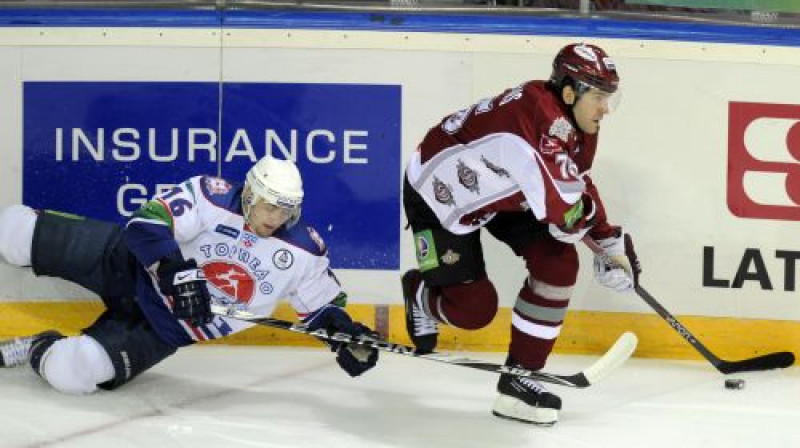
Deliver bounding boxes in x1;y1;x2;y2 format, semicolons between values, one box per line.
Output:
37;335;115;395
0;205;37;266
440;277;498;330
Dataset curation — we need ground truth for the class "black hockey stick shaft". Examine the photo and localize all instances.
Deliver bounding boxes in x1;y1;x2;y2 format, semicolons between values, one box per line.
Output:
211;304;637;388
634;285;794;374
583;236;794;374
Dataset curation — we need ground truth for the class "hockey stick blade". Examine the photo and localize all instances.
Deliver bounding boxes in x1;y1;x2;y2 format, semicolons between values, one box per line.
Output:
211;304;638;388
716;351;795;374
446;331;637;387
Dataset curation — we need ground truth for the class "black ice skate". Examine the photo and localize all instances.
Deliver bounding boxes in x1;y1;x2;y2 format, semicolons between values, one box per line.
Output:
492;372;562;426
401;269;438;354
0;330;63;368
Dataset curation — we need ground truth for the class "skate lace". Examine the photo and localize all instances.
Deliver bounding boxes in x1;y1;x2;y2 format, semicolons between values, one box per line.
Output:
0;337;33;367
517;377;547;394
411;305;438;336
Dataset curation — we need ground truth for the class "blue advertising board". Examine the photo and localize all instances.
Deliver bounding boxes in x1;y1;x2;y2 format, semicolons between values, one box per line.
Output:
23;81;401;269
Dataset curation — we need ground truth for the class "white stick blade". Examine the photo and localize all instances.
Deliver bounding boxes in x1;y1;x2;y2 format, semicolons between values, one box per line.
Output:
583;331;638;385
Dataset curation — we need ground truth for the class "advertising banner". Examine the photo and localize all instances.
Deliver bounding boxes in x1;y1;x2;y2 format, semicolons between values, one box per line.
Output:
23;81;402;269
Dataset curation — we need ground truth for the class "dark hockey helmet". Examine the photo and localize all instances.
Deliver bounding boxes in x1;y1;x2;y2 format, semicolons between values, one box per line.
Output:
550;43;619;94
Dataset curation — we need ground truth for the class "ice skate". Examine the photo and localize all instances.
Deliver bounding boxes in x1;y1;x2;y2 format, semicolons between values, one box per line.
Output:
401;269;438;354
0;330;63;368
492;372;562;426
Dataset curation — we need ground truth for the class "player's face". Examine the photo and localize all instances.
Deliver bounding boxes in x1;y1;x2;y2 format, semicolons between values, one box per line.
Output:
573;88;613;134
247;200;291;237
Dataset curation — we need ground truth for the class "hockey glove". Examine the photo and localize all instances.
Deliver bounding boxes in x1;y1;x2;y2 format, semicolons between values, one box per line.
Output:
304;304;379;377
592;229;641;293
157;258;213;326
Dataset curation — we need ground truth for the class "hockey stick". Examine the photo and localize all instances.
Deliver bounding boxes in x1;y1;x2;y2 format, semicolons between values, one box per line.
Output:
633;284;794;374
211;303;638;388
584;238;795;374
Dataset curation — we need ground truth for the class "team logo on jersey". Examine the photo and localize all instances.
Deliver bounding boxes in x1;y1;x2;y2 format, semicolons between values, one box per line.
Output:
539;135;564;155
242;232;258;248
273;249;294;270
481;155;510;178
432;176;455;206
215;224;240;239
203;262;255;304
204;177;232;195
549;117;574;142
307;226;327;254
260;282;274;295
456;159;480;194
441;249;461;265
442;105;475;135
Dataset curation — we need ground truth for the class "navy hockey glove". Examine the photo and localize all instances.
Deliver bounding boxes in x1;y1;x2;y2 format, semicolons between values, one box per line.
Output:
157;258;213;326
304;304;379;377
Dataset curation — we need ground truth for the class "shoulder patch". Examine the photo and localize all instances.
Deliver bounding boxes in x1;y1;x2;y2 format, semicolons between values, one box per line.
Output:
548;116;574;142
204;177;232;195
199;176;242;212
273;221;328;256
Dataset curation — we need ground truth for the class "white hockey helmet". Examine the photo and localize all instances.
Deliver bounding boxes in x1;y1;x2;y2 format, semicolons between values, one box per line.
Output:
242;156;304;228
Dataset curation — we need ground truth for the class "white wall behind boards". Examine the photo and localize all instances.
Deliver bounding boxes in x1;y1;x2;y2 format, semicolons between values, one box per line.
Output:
0;25;798;323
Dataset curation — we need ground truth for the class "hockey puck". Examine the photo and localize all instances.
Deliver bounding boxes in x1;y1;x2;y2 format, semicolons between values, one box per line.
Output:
724;379;745;390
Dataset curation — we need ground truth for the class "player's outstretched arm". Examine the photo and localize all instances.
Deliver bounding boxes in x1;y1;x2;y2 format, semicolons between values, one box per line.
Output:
303;303;379;377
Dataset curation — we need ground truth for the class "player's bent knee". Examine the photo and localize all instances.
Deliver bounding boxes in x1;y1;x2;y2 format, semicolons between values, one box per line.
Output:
441;278;498;329
39;335;115;395
521;242;579;286
0;205;37;266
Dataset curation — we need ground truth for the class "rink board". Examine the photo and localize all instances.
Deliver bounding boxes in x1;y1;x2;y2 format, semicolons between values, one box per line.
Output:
0;300;797;362
0;10;798;360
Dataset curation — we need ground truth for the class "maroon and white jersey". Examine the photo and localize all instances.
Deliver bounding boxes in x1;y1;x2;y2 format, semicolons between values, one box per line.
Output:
406;81;612;236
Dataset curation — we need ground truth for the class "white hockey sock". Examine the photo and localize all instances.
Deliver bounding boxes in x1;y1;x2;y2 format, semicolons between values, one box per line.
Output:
0;205;37;266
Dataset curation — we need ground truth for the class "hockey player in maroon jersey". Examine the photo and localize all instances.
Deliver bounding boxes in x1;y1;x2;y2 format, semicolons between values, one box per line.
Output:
402;43;641;426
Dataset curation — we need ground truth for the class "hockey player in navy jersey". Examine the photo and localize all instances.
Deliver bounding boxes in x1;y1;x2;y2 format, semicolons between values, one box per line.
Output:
402;43;641;425
0;156;379;394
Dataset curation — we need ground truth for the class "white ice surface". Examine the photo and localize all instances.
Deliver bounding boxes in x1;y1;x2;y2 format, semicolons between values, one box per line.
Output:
2;346;798;448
